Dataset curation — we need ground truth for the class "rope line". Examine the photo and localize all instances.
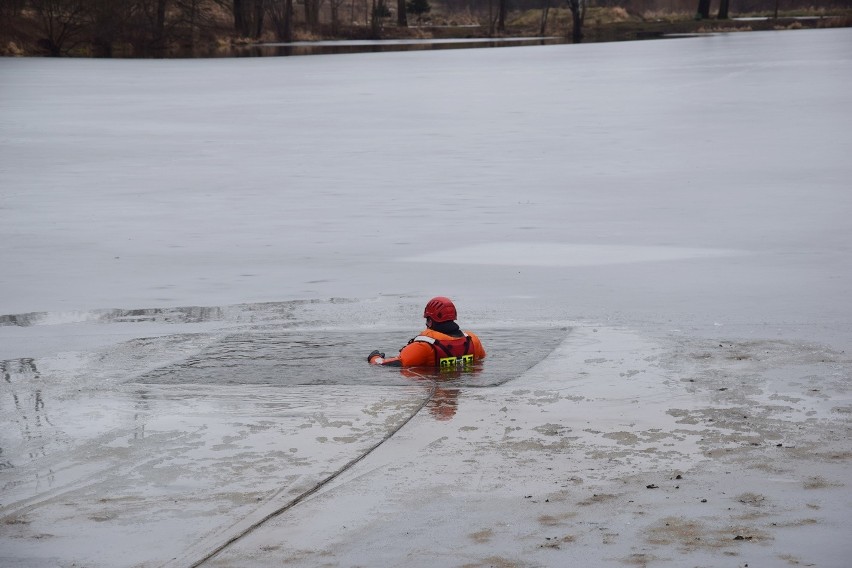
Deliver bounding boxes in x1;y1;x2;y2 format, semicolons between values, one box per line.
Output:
188;380;437;568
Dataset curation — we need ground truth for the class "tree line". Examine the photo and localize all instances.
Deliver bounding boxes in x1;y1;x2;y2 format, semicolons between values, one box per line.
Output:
1;0;435;55
2;0;849;56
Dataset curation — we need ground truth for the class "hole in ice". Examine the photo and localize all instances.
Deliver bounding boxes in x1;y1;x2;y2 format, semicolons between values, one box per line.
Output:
133;327;568;388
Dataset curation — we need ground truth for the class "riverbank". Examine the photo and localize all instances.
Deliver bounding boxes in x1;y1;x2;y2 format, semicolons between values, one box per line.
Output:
2;6;851;58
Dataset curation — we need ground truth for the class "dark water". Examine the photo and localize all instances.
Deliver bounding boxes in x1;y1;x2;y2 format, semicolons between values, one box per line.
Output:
1;301;568;388
236;38;566;57
130;37;568;59
135;327;568;387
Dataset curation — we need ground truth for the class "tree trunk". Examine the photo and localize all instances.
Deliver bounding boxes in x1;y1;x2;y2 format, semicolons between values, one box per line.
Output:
567;0;584;43
233;0;245;33
185;0;197;47
331;0;339;33
571;9;581;42
304;0;320;29
284;0;293;39
397;0;407;27
154;0;167;49
497;0;506;33
370;0;387;39
696;0;710;19
539;2;549;36
253;0;264;38
268;0;292;41
717;0;730;19
233;0;264;37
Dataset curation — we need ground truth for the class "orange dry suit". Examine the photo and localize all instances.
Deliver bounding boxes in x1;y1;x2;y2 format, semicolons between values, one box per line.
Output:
369;327;486;369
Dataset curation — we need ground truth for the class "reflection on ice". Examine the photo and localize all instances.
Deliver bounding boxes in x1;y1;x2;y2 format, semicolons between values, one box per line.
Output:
426;386;460;421
0;358;54;470
0;381;434;568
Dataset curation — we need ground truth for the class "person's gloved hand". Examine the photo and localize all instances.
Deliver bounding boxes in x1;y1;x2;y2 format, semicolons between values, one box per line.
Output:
367;350;385;362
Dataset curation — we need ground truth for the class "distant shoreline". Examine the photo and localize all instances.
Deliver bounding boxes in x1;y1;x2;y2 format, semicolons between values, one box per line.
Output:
2;7;850;58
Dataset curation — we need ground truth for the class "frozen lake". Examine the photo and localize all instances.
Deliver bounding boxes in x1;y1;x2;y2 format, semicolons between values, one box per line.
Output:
1;28;851;567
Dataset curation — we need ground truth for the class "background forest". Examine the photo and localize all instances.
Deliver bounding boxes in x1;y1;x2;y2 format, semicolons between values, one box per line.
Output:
1;0;851;56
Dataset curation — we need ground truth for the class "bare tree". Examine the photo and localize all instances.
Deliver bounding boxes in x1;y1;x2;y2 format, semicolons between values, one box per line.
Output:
233;0;245;32
253;0;264;37
232;0;264;37
87;0;127;56
29;0;88;55
304;0;321;30
370;0;389;37
539;0;550;36
497;0;507;33
330;0;347;33
566;0;585;43
718;0;730;18
696;0;711;19
397;0;407;26
129;0;172;52
156;0;168;47
173;0;213;48
267;0;292;41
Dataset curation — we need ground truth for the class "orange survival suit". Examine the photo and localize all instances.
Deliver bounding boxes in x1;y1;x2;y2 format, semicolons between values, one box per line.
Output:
367;296;486;369
369;327;486;368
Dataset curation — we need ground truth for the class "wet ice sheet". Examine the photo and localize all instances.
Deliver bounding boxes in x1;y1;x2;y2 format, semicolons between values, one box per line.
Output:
0;308;568;567
0;381;430;568
204;326;852;568
1;315;849;567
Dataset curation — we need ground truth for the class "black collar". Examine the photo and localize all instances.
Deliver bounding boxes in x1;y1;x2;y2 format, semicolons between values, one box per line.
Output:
430;320;463;337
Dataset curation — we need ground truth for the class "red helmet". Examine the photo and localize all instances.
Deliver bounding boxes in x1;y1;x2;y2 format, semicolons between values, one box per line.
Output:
424;296;457;322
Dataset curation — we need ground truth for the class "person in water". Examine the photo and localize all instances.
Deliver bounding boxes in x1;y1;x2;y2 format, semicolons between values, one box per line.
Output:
368;296;486;368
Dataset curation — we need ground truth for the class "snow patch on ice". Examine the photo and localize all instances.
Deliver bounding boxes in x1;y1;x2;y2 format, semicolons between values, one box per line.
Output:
400;242;746;267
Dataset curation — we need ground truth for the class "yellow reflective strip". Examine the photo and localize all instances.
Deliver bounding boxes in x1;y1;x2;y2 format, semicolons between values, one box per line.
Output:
438;355;474;369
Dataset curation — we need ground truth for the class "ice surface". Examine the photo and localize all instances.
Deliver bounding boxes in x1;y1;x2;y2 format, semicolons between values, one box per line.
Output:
1;28;851;568
1;28;851;347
